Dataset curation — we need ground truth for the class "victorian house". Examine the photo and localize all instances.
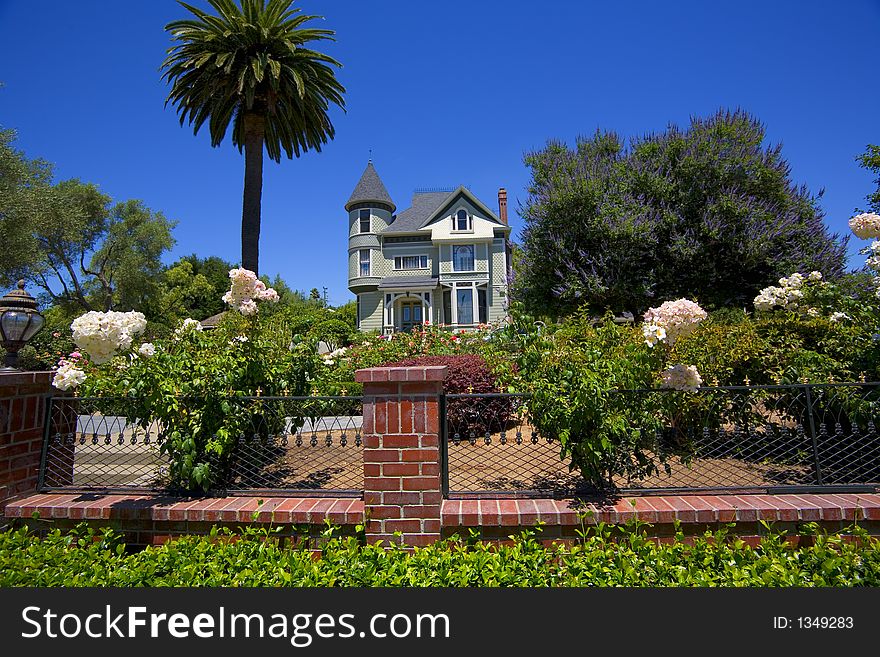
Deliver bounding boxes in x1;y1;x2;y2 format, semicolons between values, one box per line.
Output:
346;162;512;333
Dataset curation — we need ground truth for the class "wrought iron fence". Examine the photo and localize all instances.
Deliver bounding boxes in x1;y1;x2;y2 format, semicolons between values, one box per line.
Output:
442;384;880;498
39;395;364;496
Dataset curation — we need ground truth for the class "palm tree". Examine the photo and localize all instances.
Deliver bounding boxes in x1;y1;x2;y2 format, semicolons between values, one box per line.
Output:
161;0;345;275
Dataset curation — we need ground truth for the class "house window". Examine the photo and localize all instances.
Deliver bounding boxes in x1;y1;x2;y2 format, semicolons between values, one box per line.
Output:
359;209;371;233
456;288;474;325
394;255;429;270
443;290;452;324
359;249;370;277
452;245;474;272
478;288;487;324
453;209;471;232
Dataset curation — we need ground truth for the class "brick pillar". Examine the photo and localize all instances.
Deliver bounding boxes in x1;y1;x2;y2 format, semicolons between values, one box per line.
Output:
0;371;53;511
356;365;447;548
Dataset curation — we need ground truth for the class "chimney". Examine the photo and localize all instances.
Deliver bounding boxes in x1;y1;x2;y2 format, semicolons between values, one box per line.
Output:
498;187;508;224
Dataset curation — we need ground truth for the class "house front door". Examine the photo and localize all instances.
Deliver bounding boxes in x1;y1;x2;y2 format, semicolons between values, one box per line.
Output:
400;301;423;332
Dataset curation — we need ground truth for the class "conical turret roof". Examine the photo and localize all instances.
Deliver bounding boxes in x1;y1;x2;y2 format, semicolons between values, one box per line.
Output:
345;161;395;212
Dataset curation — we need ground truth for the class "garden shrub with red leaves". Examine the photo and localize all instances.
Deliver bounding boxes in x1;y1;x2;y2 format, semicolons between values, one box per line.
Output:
380;354;515;436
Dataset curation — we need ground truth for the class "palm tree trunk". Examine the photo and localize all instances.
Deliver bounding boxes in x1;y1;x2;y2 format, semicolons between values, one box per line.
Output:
241;111;265;275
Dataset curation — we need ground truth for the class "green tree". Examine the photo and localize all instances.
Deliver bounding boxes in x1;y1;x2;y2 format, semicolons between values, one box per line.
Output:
4;178;175;312
0;128;52;277
515;110;847;317
149;260;219;324
161;0;346;276
1;131;176;312
857;144;880;212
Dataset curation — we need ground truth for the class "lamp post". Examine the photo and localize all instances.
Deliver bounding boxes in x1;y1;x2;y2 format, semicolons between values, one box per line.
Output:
0;280;45;371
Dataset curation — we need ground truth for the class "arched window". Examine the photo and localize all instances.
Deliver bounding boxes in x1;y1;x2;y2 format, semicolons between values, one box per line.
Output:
454;209;471;231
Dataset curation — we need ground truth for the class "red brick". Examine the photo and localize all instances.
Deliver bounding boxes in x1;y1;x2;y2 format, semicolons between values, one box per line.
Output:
624;497;656;523
382;436;421;449
10;427;42;442
399;398;413;433
401;448;437;462
23;396;37;428
381;492;422;505
533;499;561;524
644;497;677;523
389;368;408;382
364;449;400;463
401;382;442;395
362;435;380;449
421;462;440;476
423;367;447;382
727;495;760;522
363;492;382;505
675;495;717;523
288;499;320;522
699;495;738;522
10;398;24;432
365;476;401;491
426;404;440;434
654;496;695;522
387;399;400;433
364;463;381;477
382;462;420;476
369;506;401;519
365;519;384;534
363;383;400;396
460;500;481;526
478;499;500;525
305;498;337;523
407;489;434;505
402;477;438;491
413;405;426;434
327;499;363;525
752;495;800;522
217;496;252;522
384;519;422;533
373;402;387;433
402;504;440;519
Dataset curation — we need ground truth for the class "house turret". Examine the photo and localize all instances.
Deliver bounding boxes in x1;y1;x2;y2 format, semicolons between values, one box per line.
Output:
347;161;395;296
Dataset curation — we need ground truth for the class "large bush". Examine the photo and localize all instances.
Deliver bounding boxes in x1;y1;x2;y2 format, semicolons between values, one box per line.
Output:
2;522;878;587
515;109;848;317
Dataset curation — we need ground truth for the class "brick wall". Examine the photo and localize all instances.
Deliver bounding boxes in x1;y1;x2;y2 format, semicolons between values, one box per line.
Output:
0;371;53;511
356;365;446;547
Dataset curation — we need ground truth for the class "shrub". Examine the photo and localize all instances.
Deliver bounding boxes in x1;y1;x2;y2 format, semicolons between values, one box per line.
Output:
2;522;879;587
515;110;847;317
381;354;514;435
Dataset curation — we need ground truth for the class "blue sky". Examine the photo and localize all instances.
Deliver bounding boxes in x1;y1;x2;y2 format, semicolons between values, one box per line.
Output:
1;0;878;305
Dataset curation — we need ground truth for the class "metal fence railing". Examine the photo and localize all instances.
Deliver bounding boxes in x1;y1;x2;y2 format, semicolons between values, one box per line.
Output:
39;395;365;497
442;385;880;498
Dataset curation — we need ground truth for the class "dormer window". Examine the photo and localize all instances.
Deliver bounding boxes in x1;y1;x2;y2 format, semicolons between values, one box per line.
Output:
359;208;371;233
453;209;472;232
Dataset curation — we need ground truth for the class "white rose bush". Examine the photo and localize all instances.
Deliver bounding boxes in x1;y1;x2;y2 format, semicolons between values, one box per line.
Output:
641;298;707;391
57;269;317;490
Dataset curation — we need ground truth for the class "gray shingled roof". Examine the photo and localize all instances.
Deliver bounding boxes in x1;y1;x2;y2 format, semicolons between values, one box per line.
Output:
346;162;395;211
378;276;438;289
382;191;450;233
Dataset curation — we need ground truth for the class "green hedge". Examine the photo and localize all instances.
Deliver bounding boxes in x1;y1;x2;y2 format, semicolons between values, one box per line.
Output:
2;522;880;587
